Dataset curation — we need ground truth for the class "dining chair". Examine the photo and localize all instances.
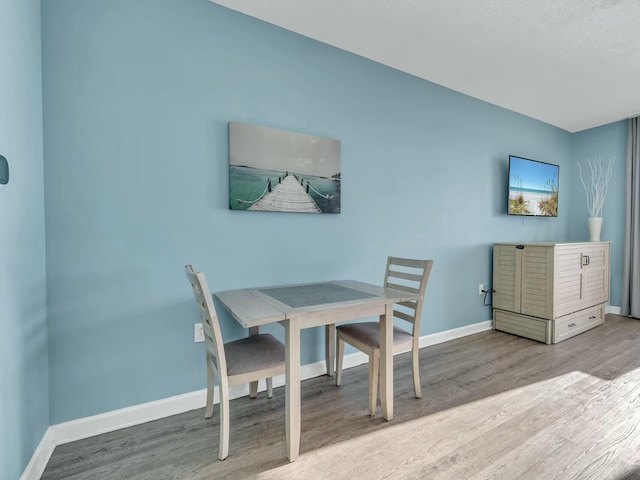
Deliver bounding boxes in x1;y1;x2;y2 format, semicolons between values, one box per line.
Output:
184;265;285;460
335;257;433;416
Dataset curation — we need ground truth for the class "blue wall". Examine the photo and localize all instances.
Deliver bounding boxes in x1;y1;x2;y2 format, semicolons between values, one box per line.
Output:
0;0;49;478
570;120;628;306
42;0;576;424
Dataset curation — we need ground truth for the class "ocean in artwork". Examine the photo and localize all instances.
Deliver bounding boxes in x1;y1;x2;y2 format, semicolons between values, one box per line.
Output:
229;165;341;214
509;186;556;196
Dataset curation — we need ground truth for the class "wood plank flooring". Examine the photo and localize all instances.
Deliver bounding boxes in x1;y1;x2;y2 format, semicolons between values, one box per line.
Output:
42;314;640;479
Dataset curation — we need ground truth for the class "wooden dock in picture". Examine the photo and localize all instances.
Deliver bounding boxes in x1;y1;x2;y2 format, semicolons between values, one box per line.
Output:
249;175;321;213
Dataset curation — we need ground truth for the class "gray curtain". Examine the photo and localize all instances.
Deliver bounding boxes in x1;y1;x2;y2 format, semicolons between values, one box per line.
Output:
621;117;640;317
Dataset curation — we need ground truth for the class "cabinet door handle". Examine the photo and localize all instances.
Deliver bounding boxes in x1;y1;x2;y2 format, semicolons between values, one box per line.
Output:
589;315;596;319
568;323;576;328
582;255;590;266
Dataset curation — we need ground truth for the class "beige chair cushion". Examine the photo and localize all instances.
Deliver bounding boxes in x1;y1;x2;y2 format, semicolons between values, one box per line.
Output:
225;333;285;376
337;322;413;348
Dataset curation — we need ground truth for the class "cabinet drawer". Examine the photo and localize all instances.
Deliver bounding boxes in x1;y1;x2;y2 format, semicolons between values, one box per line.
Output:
552;304;605;343
494;309;551;344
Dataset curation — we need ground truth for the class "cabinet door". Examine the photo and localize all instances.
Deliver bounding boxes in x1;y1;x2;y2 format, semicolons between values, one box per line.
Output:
493;244;521;313
554;243;610;317
554;245;585;317
582;243;610;306
520;245;554;319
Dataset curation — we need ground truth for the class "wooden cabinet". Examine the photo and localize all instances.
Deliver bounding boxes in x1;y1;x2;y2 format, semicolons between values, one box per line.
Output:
493;242;610;344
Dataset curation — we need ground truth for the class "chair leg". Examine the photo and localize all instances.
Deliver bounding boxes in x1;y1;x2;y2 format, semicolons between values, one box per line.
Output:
249;380;258;399
369;349;379;416
218;381;230;460
336;335;345;386
412;345;421;398
325;324;335;376
266;377;273;398
205;361;215;419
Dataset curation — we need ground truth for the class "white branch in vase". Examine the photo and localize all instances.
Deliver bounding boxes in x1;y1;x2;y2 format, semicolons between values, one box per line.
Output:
577;155;616;218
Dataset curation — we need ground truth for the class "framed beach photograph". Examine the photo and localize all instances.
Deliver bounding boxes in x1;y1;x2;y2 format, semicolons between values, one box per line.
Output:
228;122;341;214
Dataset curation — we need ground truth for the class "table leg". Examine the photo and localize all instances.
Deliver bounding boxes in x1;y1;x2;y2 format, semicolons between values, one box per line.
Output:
249;326;259;398
380;304;394;420
285;319;301;461
325;324;335;376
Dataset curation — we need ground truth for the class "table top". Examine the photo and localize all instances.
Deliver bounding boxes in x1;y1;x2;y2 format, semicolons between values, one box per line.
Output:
214;279;419;328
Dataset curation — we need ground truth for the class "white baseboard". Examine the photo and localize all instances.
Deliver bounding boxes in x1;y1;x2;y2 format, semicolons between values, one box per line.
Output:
22;319;492;479
606;305;621;315
52;389;209;446
418;320;493;349
19;427;54;480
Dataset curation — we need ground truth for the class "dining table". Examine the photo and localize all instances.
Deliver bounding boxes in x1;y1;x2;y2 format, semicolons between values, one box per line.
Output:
214;279;421;462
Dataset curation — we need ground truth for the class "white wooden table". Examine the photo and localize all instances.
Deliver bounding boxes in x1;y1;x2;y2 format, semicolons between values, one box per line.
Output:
214;279;420;462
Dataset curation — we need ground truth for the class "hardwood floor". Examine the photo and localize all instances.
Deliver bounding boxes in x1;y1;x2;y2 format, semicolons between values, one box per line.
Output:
42;314;640;480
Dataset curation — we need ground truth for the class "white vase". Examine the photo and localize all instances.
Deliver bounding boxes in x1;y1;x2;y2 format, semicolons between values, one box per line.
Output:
588;217;603;241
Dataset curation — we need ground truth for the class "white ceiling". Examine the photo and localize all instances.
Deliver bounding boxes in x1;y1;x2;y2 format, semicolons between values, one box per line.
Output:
210;0;640;133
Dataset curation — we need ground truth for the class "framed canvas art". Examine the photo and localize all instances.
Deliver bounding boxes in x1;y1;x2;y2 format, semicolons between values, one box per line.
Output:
229;122;341;214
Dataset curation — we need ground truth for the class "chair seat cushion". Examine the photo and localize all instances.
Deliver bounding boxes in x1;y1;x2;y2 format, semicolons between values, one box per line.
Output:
336;322;413;349
225;334;285;376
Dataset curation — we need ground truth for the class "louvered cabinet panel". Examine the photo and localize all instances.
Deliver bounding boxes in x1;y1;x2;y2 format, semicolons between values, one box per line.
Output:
520;246;554;319
492;244;521;313
554;245;586;317
581;243;610;305
553;243;610;317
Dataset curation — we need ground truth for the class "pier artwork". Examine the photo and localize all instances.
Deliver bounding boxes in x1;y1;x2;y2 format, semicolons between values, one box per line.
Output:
236;173;336;213
228;121;341;214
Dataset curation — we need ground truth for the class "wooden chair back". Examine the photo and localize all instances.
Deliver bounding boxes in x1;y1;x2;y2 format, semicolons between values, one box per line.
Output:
383;257;434;338
185;265;227;380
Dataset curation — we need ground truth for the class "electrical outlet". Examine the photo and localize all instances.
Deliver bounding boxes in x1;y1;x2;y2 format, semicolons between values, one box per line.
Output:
194;323;204;343
479;284;484;295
